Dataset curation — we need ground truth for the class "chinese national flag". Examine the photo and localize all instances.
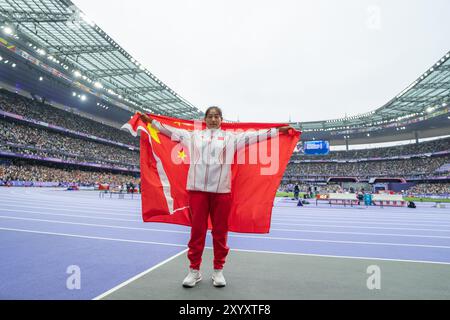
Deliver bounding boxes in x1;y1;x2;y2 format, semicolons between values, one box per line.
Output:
122;113;300;234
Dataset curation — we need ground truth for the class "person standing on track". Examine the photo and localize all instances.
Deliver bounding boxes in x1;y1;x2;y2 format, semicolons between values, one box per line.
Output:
138;107;293;288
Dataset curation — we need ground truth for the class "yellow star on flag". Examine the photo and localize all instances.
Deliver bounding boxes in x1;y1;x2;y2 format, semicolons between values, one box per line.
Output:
147;123;161;144
177;149;187;161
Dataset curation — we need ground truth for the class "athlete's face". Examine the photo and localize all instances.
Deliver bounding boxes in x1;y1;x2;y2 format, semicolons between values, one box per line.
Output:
205;109;222;129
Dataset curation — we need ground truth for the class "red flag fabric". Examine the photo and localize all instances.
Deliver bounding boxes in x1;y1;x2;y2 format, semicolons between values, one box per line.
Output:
122;113;300;234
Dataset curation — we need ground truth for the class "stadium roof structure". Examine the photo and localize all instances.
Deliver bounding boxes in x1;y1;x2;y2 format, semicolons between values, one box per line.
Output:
0;0;203;119
296;50;450;143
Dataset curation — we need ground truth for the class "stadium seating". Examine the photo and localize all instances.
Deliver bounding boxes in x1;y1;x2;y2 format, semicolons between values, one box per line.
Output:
291;137;450;160
0;118;139;169
0;89;138;147
1;89;449;192
285;155;449;178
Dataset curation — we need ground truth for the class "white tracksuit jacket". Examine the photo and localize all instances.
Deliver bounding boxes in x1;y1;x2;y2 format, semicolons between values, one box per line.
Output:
152;120;277;193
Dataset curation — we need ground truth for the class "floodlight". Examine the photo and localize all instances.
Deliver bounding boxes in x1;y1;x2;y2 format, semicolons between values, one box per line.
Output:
3;26;13;35
94;82;103;89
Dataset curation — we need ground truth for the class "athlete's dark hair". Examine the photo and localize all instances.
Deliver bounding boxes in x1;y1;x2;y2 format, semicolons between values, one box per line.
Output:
204;106;223;119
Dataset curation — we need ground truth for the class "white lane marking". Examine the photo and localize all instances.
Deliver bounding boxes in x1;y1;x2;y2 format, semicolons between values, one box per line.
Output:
271;211;450;222
3;208;450;233
6;199;450;223
0;197;141;210
0;198;140;213
0;227;186;247
2;215;450;239
93;249;188;300
269;227;450;239
0;215;190;234
1;222;448;249
3;224;450;270
4;202;450;226
273;206;450;216
271;221;450;232
271;217;450;227
1;203;139;217
0;208;141;222
271;215;450;224
228;234;450;249
2;221;450;266
230;248;450;265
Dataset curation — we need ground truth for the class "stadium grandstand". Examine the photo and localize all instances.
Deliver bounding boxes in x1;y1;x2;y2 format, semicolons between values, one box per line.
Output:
1;0;448;196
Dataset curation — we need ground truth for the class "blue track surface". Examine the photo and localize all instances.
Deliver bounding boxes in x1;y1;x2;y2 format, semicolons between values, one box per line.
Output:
1;188;450;299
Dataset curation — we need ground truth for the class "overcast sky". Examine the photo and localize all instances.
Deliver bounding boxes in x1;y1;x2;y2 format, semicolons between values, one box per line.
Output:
72;0;450;123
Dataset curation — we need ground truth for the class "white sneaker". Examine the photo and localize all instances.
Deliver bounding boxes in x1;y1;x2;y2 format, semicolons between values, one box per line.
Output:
212;269;226;287
182;269;202;288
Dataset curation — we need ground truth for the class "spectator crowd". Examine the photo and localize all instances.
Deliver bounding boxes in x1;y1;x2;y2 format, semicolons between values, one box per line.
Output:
0;159;139;186
408;183;450;195
0;118;139;169
292;137;450;160
1;89;449;188
0;89;138;147
285;155;449;178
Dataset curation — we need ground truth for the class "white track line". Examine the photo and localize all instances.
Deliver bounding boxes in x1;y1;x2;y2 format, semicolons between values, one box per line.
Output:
0;195;141;208
6;200;450;223
4;203;450;226
1;224;449;249
2;224;450;268
3;215;450;239
0;208;141;222
1;203;139;217
271;221;450;231
2;225;450;273
230;248;450;266
3;208;450;233
0;227;186;247
0;200;140;214
271;216;450;225
268;227;450;239
271;212;450;222
229;234;450;249
270;218;450;228
274;205;450;214
92;249;188;300
0;215;190;234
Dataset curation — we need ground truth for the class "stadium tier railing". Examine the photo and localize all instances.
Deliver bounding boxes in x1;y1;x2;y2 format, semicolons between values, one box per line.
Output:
2;141;137;168
0;150;140;172
283;174;450;182
290;150;450;164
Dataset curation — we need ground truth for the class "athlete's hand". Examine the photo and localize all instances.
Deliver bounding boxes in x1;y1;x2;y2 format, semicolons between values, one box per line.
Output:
278;125;294;134
136;111;152;124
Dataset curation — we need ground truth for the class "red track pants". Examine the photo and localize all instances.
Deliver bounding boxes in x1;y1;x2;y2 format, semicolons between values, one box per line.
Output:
187;191;232;270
